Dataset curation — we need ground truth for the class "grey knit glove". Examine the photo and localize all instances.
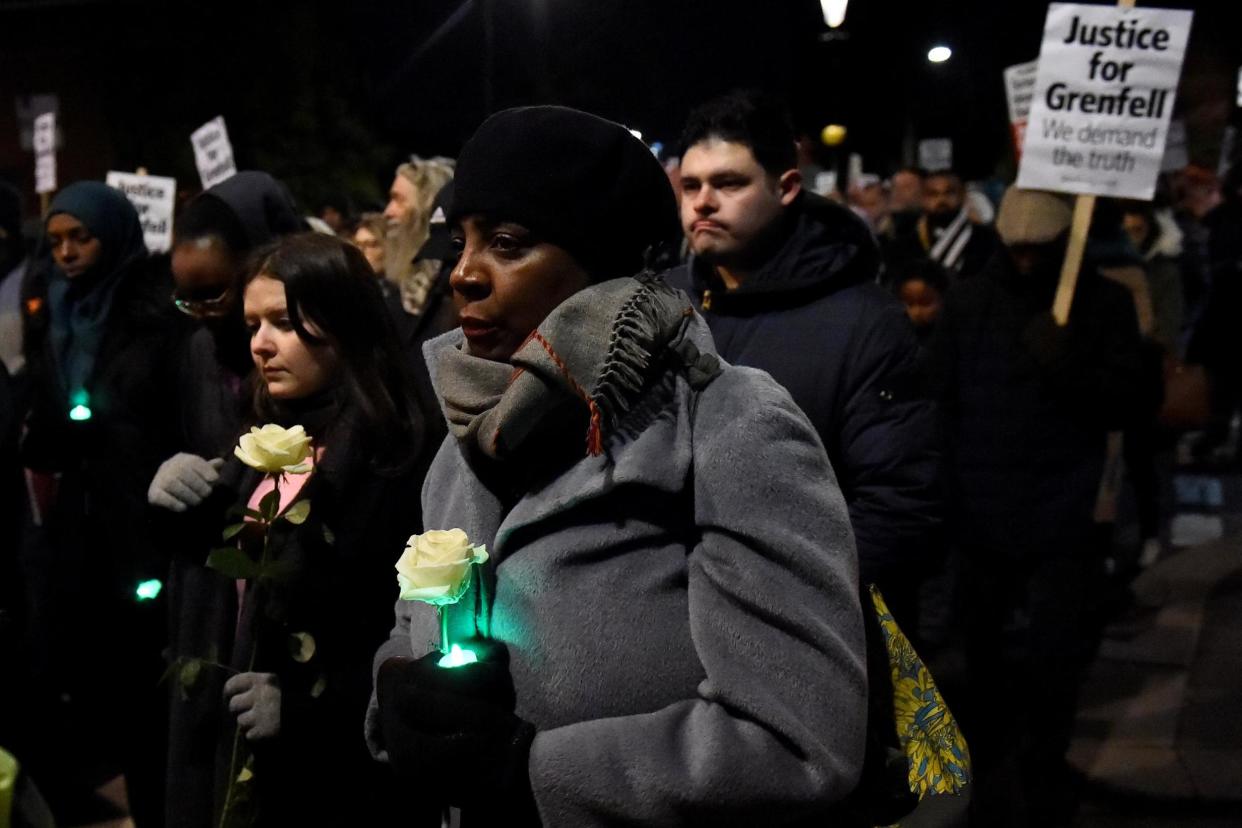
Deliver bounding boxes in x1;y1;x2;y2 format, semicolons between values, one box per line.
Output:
224;672;282;741
148;453;224;512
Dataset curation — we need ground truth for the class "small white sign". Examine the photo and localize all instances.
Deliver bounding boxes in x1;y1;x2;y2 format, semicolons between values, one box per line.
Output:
1004;60;1039;158
33;112;56;195
918;138;953;172
191;116;237;190
1017;3;1193;200
15;94;59;151
106;171;177;253
1004;60;1040;124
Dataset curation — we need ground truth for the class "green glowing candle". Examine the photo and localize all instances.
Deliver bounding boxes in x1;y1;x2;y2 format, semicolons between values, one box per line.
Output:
135;579;163;601
68;389;92;421
437;643;478;669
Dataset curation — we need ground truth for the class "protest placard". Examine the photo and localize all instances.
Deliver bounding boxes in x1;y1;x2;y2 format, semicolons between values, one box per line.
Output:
33;112;56;195
191;116;237;190
918;138;952;172
1004;60;1038;159
1017;3;1193;200
15;94;58;151
1017;1;1193;326
106;171;177;253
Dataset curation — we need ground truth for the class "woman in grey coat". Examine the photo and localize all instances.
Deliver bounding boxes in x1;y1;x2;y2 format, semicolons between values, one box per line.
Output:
369;106;867;827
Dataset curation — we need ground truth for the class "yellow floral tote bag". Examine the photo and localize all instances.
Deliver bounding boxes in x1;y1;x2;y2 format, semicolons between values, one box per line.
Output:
870;585;971;827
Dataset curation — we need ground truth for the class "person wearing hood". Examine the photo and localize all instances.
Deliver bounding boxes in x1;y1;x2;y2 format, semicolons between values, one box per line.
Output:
369;105;865;826
19;181;184;825
664;91;941;625
153;171;306;508
928;187;1145;826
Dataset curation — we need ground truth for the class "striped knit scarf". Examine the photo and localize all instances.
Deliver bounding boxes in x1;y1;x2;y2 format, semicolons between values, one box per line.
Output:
436;274;708;461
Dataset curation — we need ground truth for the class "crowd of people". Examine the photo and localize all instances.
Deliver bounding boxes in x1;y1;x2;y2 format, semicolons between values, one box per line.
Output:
0;89;1238;828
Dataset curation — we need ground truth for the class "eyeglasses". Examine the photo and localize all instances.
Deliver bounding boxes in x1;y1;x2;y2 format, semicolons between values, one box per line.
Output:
171;287;233;319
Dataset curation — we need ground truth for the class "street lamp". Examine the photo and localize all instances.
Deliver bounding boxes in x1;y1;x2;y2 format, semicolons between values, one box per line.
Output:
820;0;848;28
928;45;953;64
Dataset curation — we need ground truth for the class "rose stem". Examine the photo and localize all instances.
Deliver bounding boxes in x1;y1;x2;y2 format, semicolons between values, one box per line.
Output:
218;472;275;827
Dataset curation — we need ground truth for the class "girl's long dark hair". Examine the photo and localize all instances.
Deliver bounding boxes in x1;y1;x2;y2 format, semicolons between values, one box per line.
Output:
243;232;423;472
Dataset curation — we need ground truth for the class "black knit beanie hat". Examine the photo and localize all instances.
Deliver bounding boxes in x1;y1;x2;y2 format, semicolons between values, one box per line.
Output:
450;106;680;281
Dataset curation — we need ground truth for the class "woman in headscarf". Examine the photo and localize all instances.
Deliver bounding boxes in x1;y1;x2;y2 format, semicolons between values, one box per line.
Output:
20;180;184;824
369;106;867;826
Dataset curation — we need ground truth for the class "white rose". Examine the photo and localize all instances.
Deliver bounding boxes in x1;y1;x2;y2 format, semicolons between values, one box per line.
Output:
395;529;489;605
234;424;313;475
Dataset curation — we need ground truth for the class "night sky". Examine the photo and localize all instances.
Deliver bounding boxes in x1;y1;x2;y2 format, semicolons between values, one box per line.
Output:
0;0;1234;212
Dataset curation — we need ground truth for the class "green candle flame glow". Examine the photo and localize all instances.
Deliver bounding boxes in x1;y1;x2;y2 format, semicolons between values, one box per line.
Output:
437;643;478;669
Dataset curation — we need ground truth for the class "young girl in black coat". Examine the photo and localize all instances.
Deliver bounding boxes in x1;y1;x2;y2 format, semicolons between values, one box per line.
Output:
165;233;438;827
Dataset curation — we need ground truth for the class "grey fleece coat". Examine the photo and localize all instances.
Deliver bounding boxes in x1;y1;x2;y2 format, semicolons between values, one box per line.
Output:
369;323;867;826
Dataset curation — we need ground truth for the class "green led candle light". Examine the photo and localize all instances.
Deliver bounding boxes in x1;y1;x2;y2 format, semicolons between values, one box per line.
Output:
135;579;163;601
68;389;92;421
437;644;479;669
394;530;490;669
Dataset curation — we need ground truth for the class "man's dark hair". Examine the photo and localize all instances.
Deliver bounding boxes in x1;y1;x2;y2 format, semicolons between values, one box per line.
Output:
892;166;926;180
680;90;797;177
924;169;963;186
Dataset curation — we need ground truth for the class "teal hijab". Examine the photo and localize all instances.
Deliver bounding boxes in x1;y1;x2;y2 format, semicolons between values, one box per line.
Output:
46;181;147;402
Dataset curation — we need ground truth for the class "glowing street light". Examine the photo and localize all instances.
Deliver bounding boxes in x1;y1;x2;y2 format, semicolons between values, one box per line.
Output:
928;45;953;64
819;0;848;28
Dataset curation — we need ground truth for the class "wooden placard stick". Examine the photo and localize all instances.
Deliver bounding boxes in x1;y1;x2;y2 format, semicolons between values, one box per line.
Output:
1051;193;1096;325
1051;0;1138;327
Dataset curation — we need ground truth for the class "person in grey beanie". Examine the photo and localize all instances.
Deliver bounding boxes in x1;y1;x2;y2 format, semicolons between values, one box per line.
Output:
368;105;867;827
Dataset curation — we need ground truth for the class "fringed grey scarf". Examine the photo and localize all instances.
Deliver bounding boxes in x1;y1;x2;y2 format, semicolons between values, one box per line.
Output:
436;274;718;462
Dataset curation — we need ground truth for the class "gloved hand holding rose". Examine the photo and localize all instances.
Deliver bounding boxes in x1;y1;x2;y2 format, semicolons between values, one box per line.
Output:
224;672;282;741
376;641;539;826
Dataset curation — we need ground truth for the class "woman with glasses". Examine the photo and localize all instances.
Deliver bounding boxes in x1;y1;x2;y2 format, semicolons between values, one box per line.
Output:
19;180;184;824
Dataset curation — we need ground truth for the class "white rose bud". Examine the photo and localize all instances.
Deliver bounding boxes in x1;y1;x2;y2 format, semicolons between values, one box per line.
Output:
234;424;314;475
395;529;489;605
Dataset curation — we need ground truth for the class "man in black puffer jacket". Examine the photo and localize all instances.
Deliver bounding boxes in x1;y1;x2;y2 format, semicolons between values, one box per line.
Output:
665;91;941;622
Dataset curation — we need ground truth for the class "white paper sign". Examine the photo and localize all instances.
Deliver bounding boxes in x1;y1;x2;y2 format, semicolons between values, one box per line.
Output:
33;112;56;195
106;171;177;253
15;94;59;151
918;138;952;172
1017;3;1193;200
191;116;237;190
1005;60;1040;124
1005;60;1039;157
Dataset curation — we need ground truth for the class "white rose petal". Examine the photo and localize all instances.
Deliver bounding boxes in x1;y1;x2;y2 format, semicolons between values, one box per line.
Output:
395;529;489;605
234;424;313;474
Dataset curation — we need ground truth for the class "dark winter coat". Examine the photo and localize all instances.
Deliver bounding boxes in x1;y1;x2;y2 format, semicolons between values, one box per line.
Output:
929;249;1146;555
663;193;941;591
165;412;427;827
21;251;184;618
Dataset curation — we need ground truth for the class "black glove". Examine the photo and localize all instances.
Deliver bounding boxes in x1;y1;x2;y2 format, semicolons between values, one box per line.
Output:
377;641;539;825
